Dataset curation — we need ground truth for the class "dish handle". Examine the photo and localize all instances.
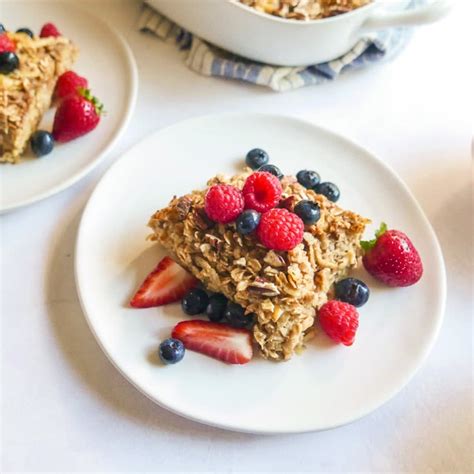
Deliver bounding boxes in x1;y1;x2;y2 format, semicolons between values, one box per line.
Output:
361;0;454;31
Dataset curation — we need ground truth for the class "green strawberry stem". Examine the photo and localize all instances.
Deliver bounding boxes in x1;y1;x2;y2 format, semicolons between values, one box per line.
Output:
78;87;105;115
360;222;387;251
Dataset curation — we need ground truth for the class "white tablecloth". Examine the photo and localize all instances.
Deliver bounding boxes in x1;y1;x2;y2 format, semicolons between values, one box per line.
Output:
2;1;472;472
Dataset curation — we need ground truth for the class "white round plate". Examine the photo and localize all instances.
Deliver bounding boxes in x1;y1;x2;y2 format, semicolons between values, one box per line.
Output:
0;1;137;213
76;114;446;434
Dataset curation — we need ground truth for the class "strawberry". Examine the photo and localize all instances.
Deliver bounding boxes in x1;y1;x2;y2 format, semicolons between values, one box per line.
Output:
172;320;253;365
40;22;61;38
52;88;103;142
361;223;423;287
0;34;16;53
55;71;88;101
130;257;198;308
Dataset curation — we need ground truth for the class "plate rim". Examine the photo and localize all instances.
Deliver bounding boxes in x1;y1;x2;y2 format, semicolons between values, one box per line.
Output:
75;112;447;434
0;1;139;214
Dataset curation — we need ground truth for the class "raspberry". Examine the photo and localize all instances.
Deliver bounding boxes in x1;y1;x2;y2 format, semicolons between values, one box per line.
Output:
242;171;282;213
55;71;88;101
0;34;16;53
319;300;359;346
205;184;244;224
40;23;61;38
257;208;304;251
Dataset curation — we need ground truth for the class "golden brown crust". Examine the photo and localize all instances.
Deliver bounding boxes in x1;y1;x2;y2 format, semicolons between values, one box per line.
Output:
0;32;79;163
149;169;370;361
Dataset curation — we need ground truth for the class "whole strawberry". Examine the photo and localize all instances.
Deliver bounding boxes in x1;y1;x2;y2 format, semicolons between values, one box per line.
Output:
361;223;423;287
52;88;103;143
55;70;88;101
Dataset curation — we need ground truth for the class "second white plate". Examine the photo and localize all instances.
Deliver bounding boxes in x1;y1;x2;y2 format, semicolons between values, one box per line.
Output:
0;1;137;213
75;113;446;434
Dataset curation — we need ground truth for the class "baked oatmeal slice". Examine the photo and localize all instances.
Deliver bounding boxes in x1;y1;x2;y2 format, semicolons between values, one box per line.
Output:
0;32;78;163
149;170;369;361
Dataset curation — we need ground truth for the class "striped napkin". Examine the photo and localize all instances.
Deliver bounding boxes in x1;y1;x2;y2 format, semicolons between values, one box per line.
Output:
138;0;421;92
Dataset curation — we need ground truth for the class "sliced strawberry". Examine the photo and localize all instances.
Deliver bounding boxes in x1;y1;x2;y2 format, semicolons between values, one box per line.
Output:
172;320;253;365
130;256;198;308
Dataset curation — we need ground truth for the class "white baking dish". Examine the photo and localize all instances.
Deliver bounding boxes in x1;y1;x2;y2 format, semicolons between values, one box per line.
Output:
146;0;453;66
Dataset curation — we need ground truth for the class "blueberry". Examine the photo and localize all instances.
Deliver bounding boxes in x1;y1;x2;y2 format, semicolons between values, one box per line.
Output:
0;24;6;34
335;278;370;307
314;182;340;202
206;293;227;322
158;338;185;364
294;200;321;225
30;131;54;157
0;52;19;74
296;170;320;189
224;302;254;328
258;164;283;180
181;288;209;315
236;209;260;235
246;148;269;170
16;28;34;38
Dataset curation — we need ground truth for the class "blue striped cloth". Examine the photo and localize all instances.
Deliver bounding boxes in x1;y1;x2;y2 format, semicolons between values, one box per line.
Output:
138;1;421;92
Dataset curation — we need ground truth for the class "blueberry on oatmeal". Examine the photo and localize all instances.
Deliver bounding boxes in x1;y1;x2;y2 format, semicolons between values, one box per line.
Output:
314;182;340;202
294;200;321;225
236;209;261;235
296;170;320;189
258;164;283;180
245;148;269;170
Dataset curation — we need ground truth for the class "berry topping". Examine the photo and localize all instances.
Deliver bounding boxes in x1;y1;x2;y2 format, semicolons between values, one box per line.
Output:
294;200;321;225
158;338;185;365
361;223;423;287
257;208;304;251
0;51;19;74
40;22;60;38
245;148;269;170
0;24;5;34
296;169;320;189
181;288;209;315
236;209;260;235
204;184;244;224
319;300;359;346
172;320;253;365
55;71;88;100
206;294;228;322
0;34;16;53
258;164;283;180
224;302;254;328
314;182;340;202
52;88;103;143
130;256;198;308
16;28;34;38
334;278;370;307
242;171;282;213
30;131;54;157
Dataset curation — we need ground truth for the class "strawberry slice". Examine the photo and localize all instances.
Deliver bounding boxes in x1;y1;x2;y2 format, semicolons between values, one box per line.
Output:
172;320;253;365
130;257;198;308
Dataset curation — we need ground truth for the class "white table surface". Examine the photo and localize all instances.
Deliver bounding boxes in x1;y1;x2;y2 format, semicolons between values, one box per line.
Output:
1;1;472;472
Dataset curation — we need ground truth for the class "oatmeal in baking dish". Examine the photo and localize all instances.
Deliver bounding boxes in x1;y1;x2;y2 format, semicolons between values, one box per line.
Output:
237;0;372;20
